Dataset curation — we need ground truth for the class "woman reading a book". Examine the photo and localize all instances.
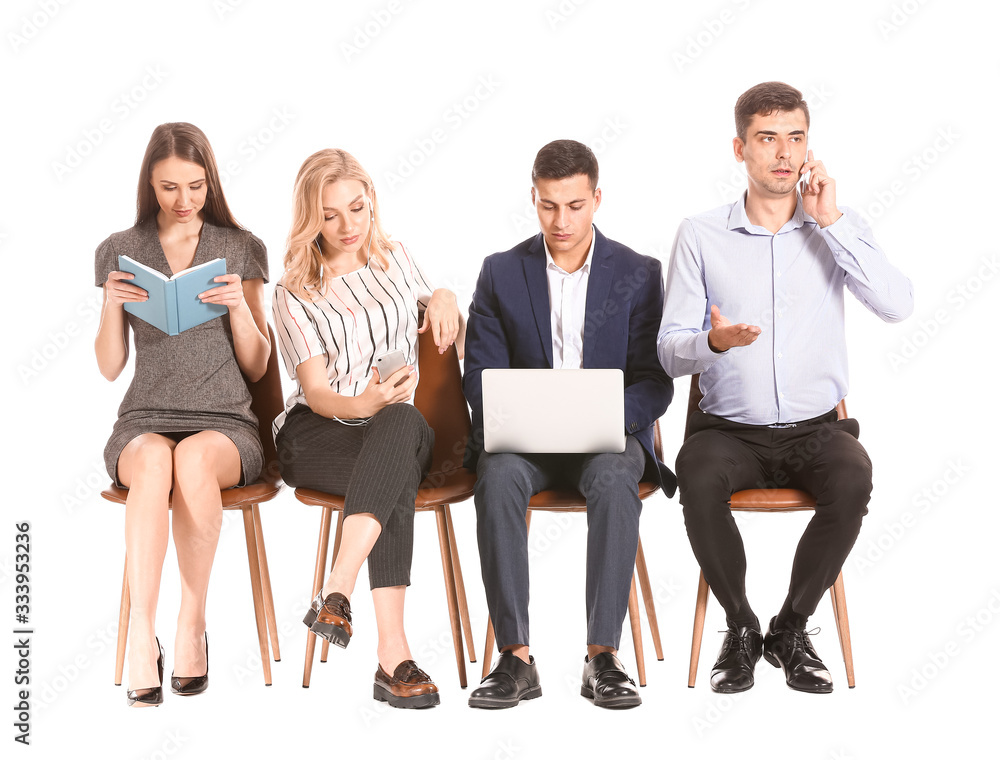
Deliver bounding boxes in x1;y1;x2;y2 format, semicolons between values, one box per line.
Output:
272;149;463;708
94;122;270;707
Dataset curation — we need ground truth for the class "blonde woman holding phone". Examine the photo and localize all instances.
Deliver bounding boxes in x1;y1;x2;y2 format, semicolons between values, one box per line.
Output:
272;148;463;708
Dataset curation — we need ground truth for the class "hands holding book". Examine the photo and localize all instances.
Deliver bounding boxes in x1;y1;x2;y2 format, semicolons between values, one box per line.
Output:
104;270;246;309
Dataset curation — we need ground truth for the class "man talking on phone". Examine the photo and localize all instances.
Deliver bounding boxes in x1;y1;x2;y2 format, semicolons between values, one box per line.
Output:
658;81;913;693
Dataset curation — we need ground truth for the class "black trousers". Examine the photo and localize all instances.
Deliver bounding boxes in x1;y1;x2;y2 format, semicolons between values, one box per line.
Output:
275;403;434;590
676;409;872;625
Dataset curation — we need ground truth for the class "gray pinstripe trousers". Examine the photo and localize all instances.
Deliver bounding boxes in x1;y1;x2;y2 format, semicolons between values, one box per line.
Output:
275;403;434;589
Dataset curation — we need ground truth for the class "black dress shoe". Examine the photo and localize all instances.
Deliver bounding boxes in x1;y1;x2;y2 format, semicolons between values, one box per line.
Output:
468;651;541;709
171;633;209;696
302;591;353;648
581;652;641;709
127;637;164;708
710;624;763;693
763;616;833;693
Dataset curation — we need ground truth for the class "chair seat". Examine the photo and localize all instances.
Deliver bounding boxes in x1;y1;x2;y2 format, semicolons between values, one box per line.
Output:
729;488;816;511
525;481;660;510
101;478;282;509
294;468;478;512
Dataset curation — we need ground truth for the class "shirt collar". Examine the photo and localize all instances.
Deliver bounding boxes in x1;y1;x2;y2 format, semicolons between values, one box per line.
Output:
727;192;813;235
543;225;596;274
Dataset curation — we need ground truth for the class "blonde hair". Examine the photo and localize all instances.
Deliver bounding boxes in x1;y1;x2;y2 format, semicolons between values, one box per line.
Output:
283;149;393;299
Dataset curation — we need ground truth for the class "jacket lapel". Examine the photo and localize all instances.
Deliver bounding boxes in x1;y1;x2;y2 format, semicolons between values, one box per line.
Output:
522;233;553;368
582;227;614;368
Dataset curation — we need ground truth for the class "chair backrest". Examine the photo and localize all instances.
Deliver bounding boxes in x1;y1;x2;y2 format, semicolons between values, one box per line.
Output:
413;331;472;479
244;324;285;485
685;373;848;439
684;374;705;441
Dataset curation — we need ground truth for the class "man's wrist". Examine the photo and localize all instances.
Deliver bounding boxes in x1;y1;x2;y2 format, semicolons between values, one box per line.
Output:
707;331;726;353
815;210;843;228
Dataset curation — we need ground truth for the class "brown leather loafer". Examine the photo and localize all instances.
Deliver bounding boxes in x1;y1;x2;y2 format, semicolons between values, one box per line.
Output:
373;660;440;709
302;592;353;648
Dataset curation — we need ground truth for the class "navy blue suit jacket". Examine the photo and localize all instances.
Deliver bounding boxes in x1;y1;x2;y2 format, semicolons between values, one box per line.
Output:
463;226;677;496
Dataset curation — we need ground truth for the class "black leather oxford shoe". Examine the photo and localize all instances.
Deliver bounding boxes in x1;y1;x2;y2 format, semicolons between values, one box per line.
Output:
710;624;763;693
763;616;833;693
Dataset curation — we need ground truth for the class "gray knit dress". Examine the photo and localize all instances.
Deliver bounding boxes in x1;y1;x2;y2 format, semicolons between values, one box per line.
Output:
95;218;269;486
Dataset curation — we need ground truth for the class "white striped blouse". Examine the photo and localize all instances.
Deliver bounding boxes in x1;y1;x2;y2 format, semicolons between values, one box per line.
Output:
271;241;434;436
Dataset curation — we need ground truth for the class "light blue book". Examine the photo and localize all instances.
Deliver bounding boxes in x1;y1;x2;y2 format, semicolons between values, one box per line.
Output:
118;255;228;336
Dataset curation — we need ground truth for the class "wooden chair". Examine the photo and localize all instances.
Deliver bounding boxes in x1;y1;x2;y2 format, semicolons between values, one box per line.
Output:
684;375;856;688
480;422;667;687
295;330;478;688
104;325;285;687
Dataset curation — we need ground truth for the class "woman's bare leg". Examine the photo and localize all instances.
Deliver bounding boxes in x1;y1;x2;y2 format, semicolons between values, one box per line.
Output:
170;431;240;676
320;513;382;600
372;586;412;673
117;434;176;690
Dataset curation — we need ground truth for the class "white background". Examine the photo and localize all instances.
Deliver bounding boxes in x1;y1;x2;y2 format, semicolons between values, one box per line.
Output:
2;0;996;758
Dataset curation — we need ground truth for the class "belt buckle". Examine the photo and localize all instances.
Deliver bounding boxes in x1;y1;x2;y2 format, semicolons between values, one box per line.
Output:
767;422;797;429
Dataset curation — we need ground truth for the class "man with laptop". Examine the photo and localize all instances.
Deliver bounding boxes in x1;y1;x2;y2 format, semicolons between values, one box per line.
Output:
658;82;913;694
463;139;675;709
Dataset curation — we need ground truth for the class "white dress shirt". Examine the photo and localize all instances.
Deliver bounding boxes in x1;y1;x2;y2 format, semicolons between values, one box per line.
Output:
657;196;913;424
543;227;596;369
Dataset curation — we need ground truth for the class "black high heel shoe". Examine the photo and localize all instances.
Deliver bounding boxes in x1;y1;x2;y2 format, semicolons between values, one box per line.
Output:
127;637;164;708
171;633;209;696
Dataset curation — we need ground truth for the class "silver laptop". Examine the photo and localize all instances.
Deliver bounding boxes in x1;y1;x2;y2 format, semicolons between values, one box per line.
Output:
482;368;626;454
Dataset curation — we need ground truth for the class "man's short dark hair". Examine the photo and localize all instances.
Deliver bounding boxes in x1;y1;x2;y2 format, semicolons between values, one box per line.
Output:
531;139;599;192
734;82;810;142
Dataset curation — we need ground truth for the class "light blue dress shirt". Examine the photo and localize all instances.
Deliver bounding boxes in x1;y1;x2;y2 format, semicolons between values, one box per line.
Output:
657;194;913;425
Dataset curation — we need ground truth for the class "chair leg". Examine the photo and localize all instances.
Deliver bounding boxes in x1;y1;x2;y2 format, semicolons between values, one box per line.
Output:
115;557;129;686
319;511;344;664
444;505;477;663
435;506;468;688
252;504;280;662
830;572;855;688
482;619;496;680
635;537;663;661
628;573;646;686
241;507;272;685
303;507;333;688
688;570;710;688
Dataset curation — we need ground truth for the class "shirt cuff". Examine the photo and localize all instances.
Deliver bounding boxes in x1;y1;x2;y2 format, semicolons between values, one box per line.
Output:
697;330;726;364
